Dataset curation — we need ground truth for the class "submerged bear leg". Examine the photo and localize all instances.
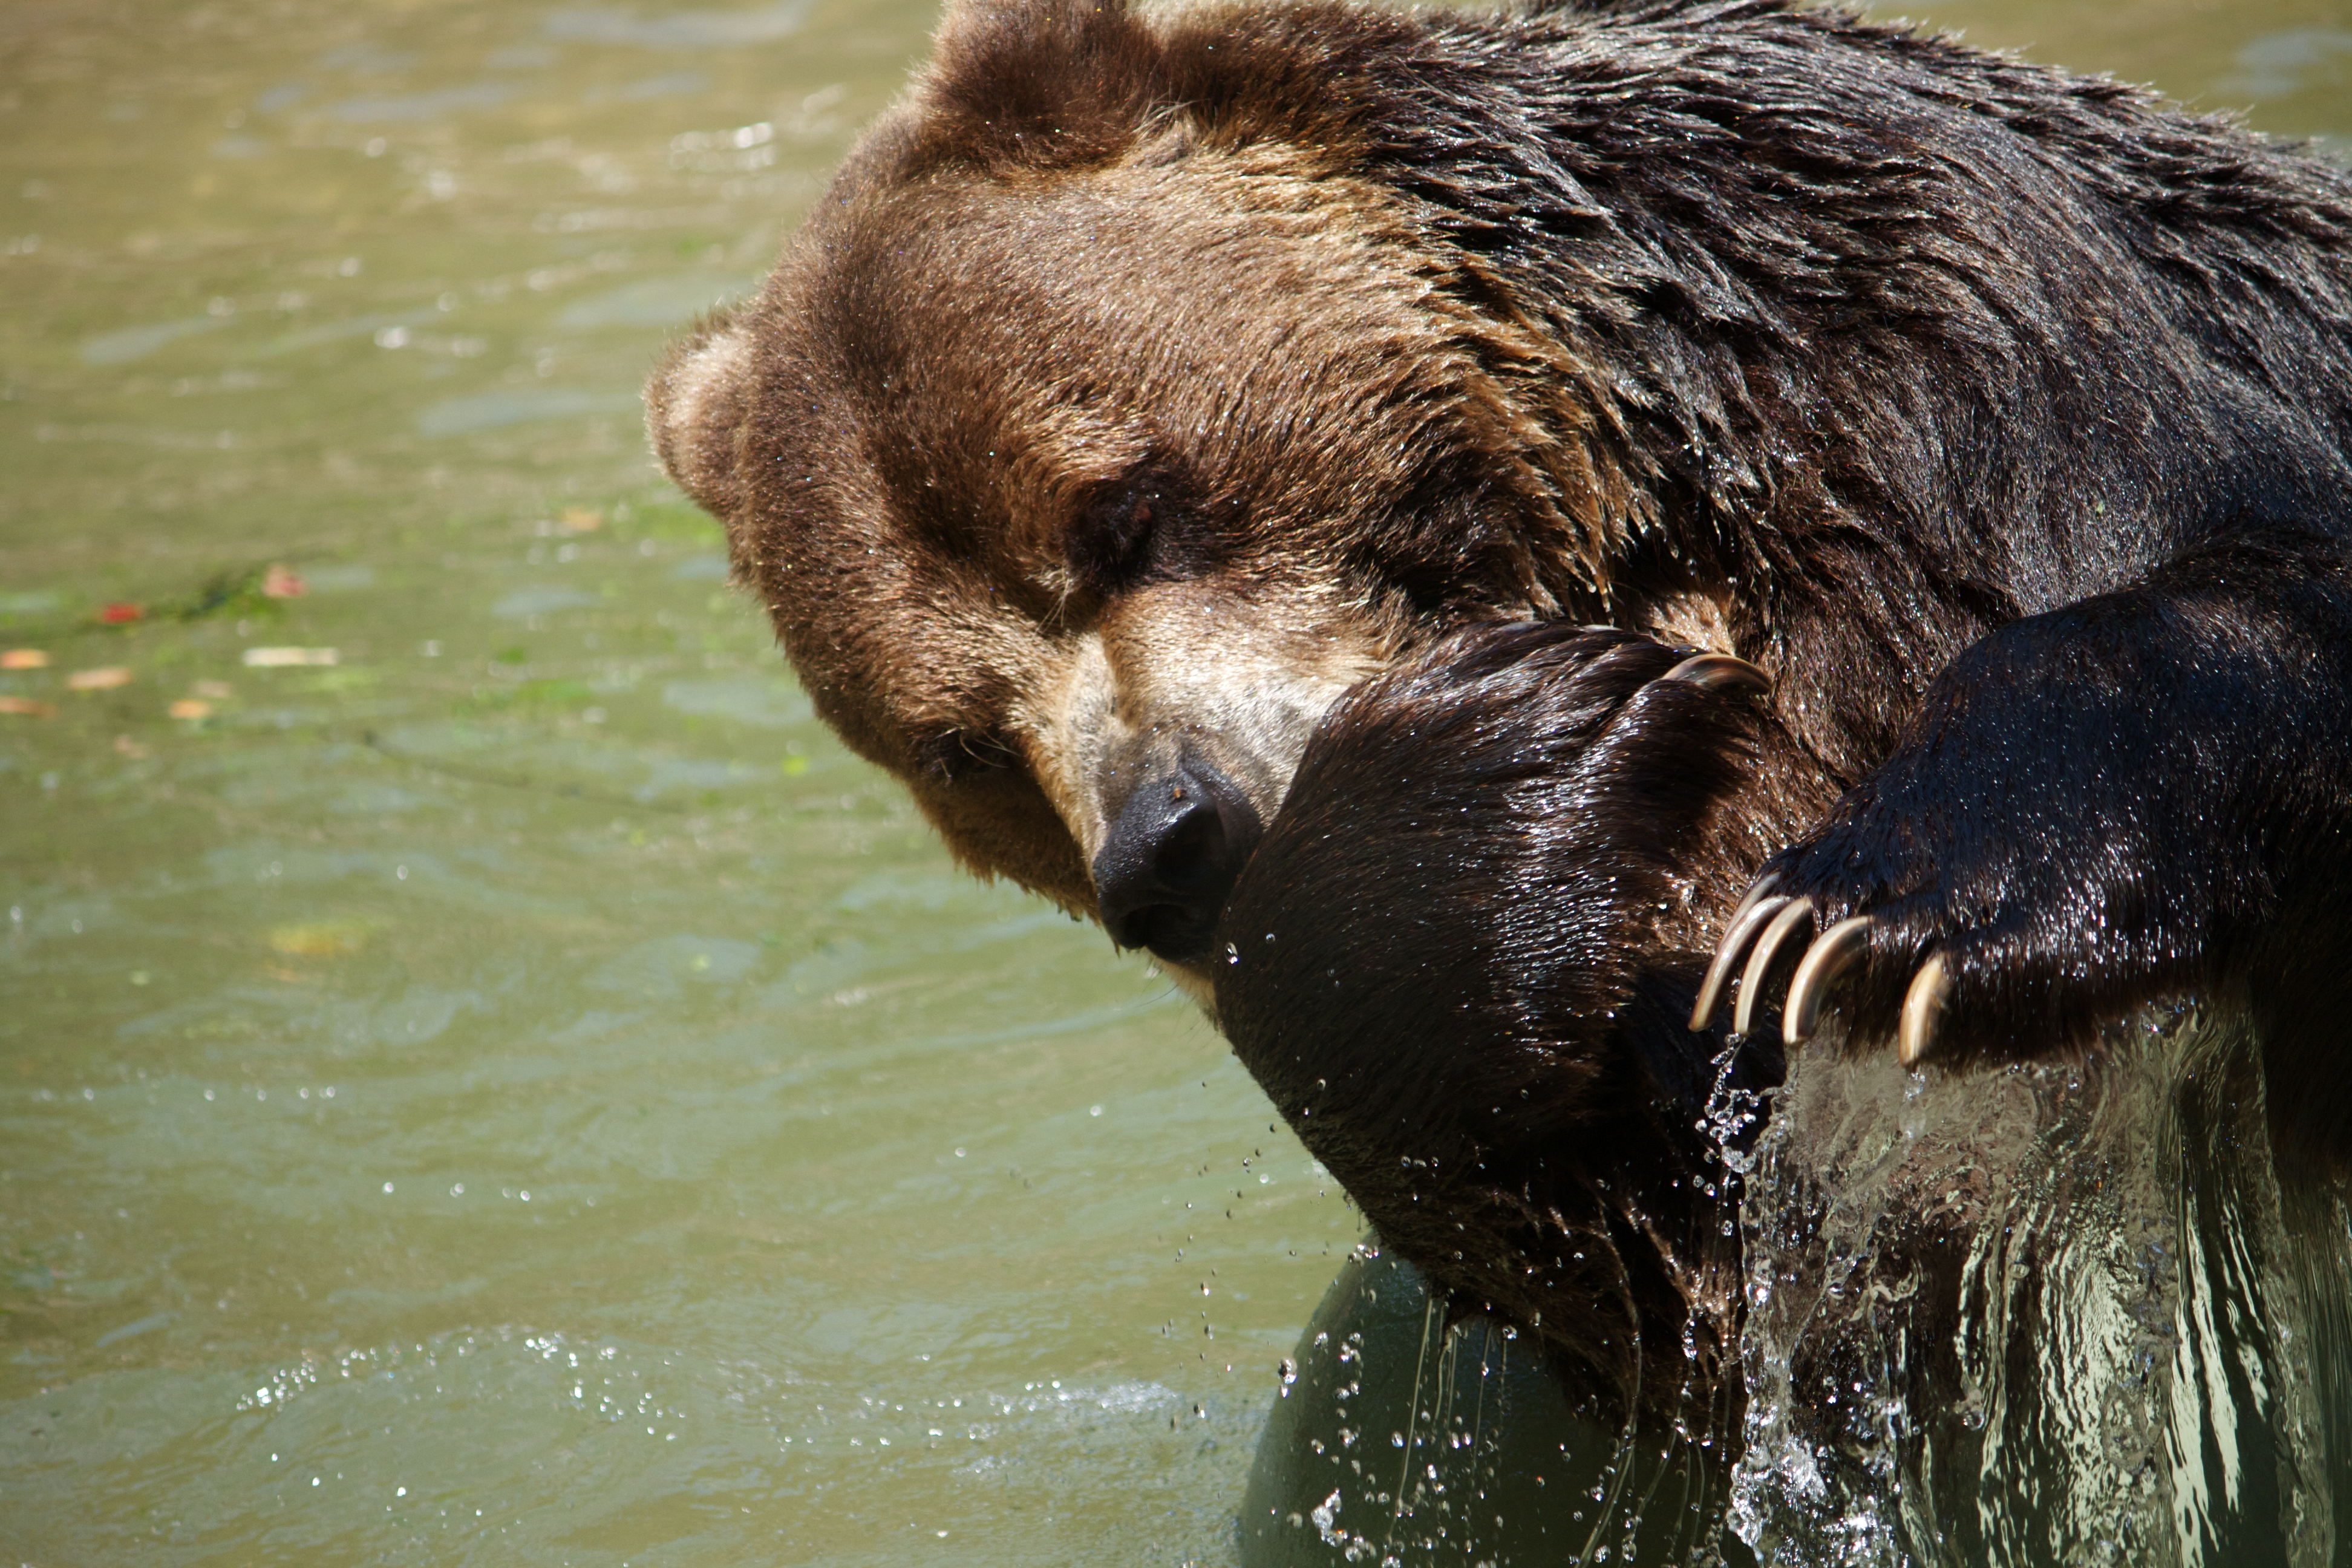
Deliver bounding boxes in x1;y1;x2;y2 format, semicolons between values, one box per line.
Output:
1704;527;2352;1145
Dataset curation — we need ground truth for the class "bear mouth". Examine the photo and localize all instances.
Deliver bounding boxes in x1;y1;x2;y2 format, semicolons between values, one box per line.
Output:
1108;903;1225;967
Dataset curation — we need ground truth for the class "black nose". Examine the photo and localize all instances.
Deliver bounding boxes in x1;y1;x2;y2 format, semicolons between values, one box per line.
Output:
1093;758;1264;965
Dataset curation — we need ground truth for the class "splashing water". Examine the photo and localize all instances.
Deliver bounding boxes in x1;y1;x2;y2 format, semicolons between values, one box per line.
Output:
1246;1005;2352;1564
1243;1245;1748;1565
1730;1004;2351;1566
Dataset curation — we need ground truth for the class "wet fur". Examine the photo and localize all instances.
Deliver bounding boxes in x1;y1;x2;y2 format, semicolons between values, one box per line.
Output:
1214;623;1833;1422
648;0;2352;1399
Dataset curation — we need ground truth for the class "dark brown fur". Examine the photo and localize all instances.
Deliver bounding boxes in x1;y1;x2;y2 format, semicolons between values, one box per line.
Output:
1213;622;1833;1423
646;0;1722;939
648;0;2352;1417
648;0;2352;1091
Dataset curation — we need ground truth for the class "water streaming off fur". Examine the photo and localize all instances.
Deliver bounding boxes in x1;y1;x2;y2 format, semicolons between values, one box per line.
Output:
1244;1013;2352;1567
1731;1007;2352;1567
2;0;2347;1561
1241;1248;1746;1565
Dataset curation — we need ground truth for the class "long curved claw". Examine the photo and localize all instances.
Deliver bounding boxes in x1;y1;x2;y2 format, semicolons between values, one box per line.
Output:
1782;915;1873;1046
1733;898;1817;1037
1725;874;1783;932
1662;652;1771;696
1897;954;1953;1067
1690;886;1790;1031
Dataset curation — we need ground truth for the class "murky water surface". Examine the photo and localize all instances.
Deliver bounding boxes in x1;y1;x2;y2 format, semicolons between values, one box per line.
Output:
1;0;2345;1562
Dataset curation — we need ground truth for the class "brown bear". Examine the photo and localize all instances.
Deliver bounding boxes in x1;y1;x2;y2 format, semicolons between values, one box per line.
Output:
647;0;2352;1126
645;0;2352;1459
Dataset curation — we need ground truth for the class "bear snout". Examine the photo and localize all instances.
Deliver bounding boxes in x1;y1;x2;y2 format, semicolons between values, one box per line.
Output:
1092;753;1263;966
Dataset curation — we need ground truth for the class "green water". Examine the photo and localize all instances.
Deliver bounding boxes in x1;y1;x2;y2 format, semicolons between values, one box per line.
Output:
1;0;2344;1563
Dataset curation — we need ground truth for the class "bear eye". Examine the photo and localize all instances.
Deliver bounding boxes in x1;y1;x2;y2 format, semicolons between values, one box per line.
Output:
1067;485;1161;598
913;727;1018;783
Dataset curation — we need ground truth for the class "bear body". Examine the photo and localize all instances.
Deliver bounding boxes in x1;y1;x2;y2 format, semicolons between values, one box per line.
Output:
646;0;2352;1483
650;0;2352;1140
1216;627;2352;1559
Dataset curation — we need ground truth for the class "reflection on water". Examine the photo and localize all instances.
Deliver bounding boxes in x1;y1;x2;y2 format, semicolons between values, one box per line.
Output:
1;0;2346;1561
1242;1250;1746;1566
1246;1010;2352;1566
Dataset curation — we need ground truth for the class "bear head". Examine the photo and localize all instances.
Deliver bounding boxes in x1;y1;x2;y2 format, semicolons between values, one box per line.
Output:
643;0;1660;997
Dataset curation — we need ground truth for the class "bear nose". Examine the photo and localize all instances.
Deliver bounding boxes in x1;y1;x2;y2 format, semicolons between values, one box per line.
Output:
1093;759;1263;966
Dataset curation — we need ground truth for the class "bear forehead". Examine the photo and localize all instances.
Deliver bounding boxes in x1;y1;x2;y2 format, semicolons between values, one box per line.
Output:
733;154;1571;717
799;160;1516;499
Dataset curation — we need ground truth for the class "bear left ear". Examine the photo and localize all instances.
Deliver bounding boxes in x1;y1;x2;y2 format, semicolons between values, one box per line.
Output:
920;0;1162;165
645;310;752;523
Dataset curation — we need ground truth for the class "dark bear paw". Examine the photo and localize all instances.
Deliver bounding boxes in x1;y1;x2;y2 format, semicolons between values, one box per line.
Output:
1685;783;2223;1064
1683;558;2352;1068
1688;793;2165;1070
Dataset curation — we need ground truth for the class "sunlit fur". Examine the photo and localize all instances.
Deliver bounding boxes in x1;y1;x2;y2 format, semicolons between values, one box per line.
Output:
644;0;2352;1086
650;3;2352;1127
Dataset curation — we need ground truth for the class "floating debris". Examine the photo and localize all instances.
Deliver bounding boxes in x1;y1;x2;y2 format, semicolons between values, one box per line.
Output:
243;647;338;667
0;696;56;717
99;603;144;624
169;699;214;720
1;648;48;669
261;564;307;598
68;666;135;690
192;679;234;699
269;921;371;957
172;567;284;623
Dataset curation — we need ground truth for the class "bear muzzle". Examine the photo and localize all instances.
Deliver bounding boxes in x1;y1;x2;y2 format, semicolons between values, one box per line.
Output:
1091;751;1264;967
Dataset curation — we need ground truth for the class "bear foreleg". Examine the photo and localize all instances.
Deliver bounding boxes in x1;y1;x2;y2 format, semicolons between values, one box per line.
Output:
1699;524;2352;1146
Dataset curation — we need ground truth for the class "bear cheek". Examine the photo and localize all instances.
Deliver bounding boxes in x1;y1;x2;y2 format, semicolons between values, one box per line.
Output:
906;763;1097;920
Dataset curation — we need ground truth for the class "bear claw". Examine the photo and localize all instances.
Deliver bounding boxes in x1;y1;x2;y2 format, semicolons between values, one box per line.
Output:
1733;898;1817;1037
1897;954;1953;1066
1781;915;1875;1045
1690;885;1790;1030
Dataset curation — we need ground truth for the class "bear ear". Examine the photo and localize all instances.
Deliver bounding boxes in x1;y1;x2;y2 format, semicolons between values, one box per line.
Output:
919;0;1164;165
644;308;752;523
